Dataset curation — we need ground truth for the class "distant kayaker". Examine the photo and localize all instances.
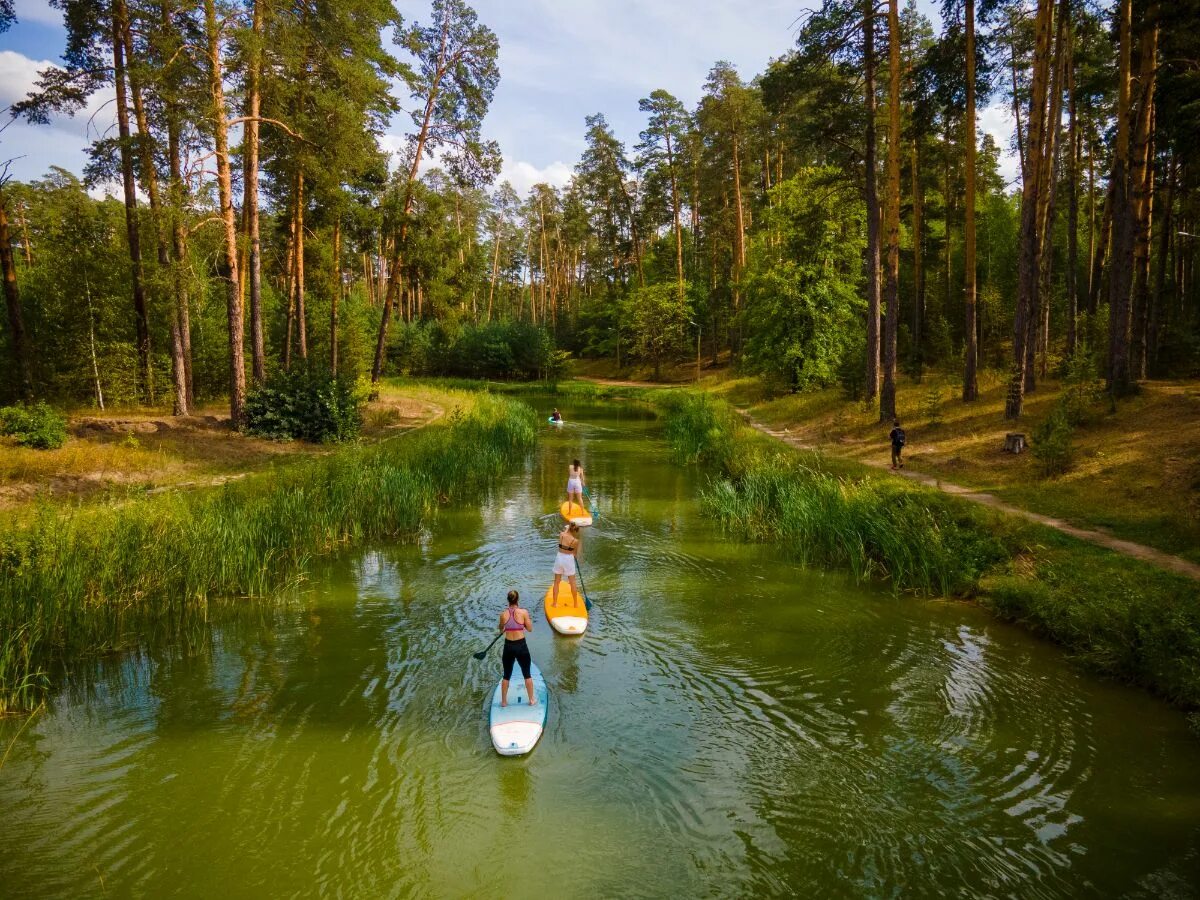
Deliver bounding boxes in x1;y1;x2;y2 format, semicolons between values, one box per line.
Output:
499;590;535;707
566;458;585;510
551;522;581;608
889;419;906;469
550;408;562;423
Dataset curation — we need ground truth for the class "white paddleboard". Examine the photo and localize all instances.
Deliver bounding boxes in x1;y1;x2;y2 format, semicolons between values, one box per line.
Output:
488;660;548;756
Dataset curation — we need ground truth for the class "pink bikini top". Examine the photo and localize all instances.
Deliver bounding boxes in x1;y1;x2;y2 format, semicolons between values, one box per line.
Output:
503;608;526;632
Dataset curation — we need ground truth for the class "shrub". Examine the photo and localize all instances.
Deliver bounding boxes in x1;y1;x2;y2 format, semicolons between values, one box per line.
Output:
243;369;365;443
0;402;69;449
1031;406;1074;477
386;320;564;380
921;386;945;428
1059;343;1105;426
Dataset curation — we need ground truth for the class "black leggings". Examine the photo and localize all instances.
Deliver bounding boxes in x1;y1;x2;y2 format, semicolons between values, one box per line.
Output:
502;638;532;681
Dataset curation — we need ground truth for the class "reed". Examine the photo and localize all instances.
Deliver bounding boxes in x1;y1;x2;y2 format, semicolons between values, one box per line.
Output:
0;393;537;714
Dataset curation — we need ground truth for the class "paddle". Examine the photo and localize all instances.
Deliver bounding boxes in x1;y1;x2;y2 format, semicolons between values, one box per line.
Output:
472;630;504;661
583;485;598;516
575;559;594;612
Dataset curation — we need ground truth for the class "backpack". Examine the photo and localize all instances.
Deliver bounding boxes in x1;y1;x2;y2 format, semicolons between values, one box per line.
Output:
894;428;906;447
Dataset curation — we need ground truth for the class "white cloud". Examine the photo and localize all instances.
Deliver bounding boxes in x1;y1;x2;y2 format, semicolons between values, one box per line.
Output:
978;101;1021;188
498;158;573;195
1;50;118;144
13;0;62;29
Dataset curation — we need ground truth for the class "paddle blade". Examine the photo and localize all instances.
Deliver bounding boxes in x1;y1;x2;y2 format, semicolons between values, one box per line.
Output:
473;650;487;660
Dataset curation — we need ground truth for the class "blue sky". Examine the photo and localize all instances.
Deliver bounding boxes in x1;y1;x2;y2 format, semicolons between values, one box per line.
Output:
1;0;1017;194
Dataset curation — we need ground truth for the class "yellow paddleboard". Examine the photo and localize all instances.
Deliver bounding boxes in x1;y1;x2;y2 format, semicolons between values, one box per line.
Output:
544;581;588;635
560;500;593;527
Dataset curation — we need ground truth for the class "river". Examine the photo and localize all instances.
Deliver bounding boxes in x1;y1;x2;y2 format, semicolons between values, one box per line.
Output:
1;397;1198;897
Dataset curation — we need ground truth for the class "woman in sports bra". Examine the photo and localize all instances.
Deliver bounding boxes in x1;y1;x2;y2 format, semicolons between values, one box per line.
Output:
566;458;585;512
499;590;535;707
551;522;581;608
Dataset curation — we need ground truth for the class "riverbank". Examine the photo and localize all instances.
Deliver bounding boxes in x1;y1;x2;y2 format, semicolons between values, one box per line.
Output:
548;379;1200;714
0;383;447;513
704;371;1200;567
0;390;537;714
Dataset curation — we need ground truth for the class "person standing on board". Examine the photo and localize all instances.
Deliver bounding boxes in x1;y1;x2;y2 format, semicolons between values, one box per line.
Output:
551;522;581;608
550;408;562;423
566;458;585;510
889;419;906;469
499;590;535;707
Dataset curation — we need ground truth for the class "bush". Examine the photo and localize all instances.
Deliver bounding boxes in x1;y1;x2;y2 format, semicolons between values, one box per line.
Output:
921;386;945;428
243;369;365;443
1031;406;1074;477
1059;343;1105;426
0;402;69;449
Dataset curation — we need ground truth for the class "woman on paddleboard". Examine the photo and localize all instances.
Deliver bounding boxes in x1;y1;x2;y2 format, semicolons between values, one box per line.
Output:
566;458;585;511
551;522;581;608
550;408;562;423
499;590;536;707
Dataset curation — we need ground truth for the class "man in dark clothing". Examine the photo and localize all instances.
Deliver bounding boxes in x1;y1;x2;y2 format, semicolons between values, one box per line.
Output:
889;419;906;469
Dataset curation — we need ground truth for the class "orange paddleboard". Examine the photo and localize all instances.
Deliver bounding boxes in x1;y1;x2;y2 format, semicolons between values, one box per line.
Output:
544;581;588;635
559;500;592;526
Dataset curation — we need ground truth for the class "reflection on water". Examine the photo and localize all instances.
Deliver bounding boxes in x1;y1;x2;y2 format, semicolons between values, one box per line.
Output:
2;399;1199;898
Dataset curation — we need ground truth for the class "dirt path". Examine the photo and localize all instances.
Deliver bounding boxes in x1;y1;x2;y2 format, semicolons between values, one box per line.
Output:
738;411;1200;582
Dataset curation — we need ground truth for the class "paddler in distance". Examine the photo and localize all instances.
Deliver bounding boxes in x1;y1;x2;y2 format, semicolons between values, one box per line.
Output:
551;521;582;608
499;590;536;707
550;408;562;423
566;458;585;511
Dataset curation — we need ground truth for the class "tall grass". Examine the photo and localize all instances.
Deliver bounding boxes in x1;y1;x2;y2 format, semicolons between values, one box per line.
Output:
0;393;537;714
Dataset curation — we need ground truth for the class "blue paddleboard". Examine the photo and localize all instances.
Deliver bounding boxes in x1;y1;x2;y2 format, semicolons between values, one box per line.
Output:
488;661;548;756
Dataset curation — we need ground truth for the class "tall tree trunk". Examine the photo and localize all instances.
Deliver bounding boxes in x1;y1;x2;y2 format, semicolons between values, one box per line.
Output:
1029;0;1068;390
1151;153;1176;370
731;131;746;357
1130;2;1159;381
204;0;246;427
167;105;194;409
1089;176;1114;314
331;216;341;375
863;0;882;401
487;228;501;321
85;276;104;409
963;0;979;401
879;0;901;422
1006;0;1054;420
112;0;152;404
16;202;32;267
284;208;296;370
1107;0;1134;396
1066;12;1080;357
0;194;33;399
243;0;265;383
668;132;685;303
121;17;188;416
294;170;307;361
372;78;442;382
912;139;924;378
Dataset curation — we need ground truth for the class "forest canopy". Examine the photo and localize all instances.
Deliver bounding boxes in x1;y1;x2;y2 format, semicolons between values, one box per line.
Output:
1;0;1198;423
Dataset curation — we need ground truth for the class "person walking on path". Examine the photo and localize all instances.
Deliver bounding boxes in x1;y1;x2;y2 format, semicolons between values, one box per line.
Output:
889;419;906;469
499;590;535;707
566;458;585;510
551;521;582;608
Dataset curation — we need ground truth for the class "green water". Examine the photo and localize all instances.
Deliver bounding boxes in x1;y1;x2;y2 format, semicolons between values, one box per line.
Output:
2;398;1199;898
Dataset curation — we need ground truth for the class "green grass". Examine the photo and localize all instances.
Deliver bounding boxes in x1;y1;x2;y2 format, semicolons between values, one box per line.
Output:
653;389;1200;710
0;392;537;714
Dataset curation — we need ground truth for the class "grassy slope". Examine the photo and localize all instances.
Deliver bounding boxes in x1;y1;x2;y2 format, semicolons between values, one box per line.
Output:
0;383;450;515
703;371;1200;565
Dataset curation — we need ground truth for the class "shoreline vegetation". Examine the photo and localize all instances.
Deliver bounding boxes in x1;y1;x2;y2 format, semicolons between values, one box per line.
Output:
651;389;1200;716
0;390;536;715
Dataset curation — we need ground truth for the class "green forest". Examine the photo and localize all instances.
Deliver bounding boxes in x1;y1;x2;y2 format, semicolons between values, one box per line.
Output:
3;0;1197;421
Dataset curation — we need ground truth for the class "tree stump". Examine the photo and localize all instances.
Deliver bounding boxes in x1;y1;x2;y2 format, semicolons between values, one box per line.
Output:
1004;433;1026;454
